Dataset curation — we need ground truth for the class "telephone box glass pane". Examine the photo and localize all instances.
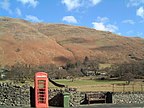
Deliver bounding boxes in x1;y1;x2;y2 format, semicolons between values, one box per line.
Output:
38;80;46;88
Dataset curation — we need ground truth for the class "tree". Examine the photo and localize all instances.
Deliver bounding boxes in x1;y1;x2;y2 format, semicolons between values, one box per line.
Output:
108;61;144;84
81;58;99;76
8;63;32;83
123;72;134;84
83;56;89;65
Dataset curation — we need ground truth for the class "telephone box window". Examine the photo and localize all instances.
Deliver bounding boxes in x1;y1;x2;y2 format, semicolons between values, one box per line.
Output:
38;80;46;88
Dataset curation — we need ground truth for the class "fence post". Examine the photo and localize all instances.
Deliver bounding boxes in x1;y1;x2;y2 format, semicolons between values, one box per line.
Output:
141;84;143;92
123;84;125;92
112;84;114;92
132;84;134;92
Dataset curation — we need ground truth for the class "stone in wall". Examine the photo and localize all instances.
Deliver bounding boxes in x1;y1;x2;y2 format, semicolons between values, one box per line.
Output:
0;82;30;107
113;92;144;104
69;88;81;107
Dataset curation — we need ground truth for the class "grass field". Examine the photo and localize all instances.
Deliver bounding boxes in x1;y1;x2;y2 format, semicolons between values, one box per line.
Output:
49;79;144;92
50;79;126;86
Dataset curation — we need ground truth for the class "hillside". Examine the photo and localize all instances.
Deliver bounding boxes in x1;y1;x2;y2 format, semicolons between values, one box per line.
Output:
0;17;144;66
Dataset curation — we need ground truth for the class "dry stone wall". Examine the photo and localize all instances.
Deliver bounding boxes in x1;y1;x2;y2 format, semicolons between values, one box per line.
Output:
1;82;144;107
113;92;144;104
0;82;30;107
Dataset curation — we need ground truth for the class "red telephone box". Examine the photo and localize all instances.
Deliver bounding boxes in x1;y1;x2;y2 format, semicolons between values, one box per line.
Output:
35;72;48;108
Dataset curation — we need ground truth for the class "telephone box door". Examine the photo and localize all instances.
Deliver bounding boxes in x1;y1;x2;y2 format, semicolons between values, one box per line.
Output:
35;72;48;108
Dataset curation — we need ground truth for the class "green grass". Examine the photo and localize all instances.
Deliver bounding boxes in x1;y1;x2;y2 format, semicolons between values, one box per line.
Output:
51;79;126;87
49;79;127;91
49;79;144;92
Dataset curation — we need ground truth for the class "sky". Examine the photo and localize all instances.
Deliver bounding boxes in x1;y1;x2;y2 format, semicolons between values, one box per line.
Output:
0;0;144;38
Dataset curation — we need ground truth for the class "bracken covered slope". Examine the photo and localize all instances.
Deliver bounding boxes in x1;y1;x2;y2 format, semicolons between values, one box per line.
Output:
0;17;144;66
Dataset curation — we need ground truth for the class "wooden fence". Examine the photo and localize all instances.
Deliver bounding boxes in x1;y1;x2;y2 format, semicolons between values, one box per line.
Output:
74;84;144;92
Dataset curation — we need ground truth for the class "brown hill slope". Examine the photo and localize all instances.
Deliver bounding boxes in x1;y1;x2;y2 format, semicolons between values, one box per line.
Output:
0;17;144;66
0;17;74;66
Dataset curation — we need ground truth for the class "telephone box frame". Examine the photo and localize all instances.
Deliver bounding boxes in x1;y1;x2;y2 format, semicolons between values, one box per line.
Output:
35;72;48;108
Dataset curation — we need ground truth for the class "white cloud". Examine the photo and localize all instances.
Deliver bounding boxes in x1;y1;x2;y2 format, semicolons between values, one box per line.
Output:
122;20;135;24
25;15;42;22
92;22;118;32
92;22;107;31
106;24;118;32
97;16;109;23
62;16;77;23
61;0;81;11
17;0;38;8
0;0;12;14
127;0;144;7
92;17;118;33
136;7;144;18
90;0;101;5
16;8;22;16
61;0;102;11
